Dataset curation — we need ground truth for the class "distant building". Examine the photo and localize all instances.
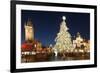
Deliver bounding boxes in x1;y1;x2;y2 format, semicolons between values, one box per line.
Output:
21;40;42;55
22;20;36;55
73;32;90;52
21;20;52;56
73;32;83;48
24;19;34;41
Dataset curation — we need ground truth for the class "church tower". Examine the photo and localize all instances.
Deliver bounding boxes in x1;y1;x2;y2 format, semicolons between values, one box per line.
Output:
24;20;34;41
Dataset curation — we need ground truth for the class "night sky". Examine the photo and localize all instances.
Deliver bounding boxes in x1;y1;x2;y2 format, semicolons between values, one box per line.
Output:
21;10;90;46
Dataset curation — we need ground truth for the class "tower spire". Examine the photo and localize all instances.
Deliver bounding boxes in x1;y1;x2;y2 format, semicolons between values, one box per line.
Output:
27;18;32;26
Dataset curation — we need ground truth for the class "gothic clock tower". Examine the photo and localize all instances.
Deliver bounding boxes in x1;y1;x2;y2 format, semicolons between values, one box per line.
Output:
24;20;34;41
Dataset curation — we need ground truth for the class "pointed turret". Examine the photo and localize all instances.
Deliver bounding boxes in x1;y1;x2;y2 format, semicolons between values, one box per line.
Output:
27;19;33;26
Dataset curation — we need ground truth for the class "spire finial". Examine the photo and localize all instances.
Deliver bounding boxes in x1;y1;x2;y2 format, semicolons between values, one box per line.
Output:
62;16;66;21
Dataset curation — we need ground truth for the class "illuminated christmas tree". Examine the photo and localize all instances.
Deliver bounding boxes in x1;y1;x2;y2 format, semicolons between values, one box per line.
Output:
53;16;73;53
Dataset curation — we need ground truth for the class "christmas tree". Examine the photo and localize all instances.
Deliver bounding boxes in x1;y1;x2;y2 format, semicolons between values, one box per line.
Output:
53;16;73;53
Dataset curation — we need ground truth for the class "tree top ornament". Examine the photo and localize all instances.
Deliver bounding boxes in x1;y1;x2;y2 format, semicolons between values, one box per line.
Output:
62;16;66;21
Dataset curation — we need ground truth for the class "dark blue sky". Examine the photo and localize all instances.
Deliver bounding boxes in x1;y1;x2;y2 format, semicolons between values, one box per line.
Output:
21;10;90;46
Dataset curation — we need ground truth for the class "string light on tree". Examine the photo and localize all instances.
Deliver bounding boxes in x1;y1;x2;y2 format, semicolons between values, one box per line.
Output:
53;16;74;54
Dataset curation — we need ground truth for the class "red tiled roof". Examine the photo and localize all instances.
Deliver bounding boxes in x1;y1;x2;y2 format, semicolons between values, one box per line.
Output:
21;40;41;52
21;42;33;52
